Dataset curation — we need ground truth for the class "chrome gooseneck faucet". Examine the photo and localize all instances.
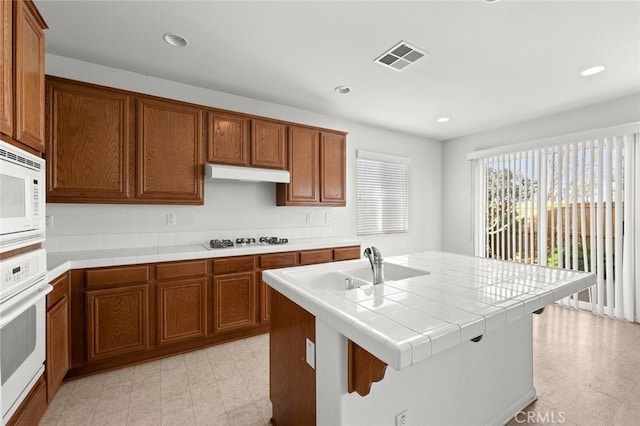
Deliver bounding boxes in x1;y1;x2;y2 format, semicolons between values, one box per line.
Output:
364;246;385;284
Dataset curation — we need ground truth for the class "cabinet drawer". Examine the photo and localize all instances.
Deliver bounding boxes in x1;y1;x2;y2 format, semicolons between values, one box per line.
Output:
334;246;361;261
212;256;255;275
299;249;334;266
259;252;299;269
47;272;69;309
86;265;150;288
157;260;207;280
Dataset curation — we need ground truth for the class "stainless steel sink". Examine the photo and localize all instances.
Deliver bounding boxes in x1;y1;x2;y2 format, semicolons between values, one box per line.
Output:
339;263;430;283
296;263;430;292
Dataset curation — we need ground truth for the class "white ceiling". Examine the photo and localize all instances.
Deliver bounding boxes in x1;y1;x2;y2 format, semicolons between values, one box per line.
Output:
36;0;640;141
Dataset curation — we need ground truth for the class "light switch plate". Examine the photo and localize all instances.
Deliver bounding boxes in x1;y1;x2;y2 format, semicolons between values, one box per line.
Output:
306;338;315;369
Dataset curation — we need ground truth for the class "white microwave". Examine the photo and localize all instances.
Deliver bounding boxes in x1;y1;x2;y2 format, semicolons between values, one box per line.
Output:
0;140;46;253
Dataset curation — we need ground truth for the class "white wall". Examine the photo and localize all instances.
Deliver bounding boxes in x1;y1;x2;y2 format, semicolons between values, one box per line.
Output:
45;55;443;256
442;94;640;255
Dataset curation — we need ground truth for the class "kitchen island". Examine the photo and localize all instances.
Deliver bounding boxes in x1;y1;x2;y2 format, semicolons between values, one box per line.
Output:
263;251;596;426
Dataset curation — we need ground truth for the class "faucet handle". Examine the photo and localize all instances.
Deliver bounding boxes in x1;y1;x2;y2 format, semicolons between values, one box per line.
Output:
371;246;383;260
363;247;372;259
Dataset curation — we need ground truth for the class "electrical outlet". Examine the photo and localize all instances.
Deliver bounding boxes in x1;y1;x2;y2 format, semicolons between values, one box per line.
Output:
325;212;331;222
46;215;53;228
305;338;315;368
395;410;407;426
306;213;313;224
167;214;176;226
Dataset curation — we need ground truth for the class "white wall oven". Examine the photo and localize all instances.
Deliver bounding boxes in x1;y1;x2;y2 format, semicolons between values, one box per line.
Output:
0;248;50;423
0;140;46;254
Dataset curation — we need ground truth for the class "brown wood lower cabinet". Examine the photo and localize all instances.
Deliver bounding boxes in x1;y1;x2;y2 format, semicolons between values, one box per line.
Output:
158;278;207;345
64;245;359;378
213;272;256;333
258;251;299;323
334;246;362;262
46;297;69;401
86;284;150;361
46;272;70;402
300;248;334;265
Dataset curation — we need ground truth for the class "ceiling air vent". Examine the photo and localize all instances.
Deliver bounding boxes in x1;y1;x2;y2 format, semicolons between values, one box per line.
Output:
375;41;428;71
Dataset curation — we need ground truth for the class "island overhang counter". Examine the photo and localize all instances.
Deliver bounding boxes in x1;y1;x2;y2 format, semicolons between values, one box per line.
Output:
263;251;596;426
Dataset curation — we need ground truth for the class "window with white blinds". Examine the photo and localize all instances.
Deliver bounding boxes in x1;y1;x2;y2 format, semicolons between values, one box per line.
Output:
469;123;640;322
357;150;409;236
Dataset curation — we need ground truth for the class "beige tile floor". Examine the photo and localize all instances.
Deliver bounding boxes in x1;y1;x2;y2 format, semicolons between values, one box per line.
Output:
510;304;640;425
40;334;271;426
40;304;640;426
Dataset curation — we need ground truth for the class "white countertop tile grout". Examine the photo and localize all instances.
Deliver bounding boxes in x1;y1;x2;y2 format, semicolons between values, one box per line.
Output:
46;237;361;281
262;251;596;370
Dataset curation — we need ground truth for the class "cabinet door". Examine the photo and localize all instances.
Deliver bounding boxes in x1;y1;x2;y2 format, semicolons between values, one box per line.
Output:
251;119;286;169
320;132;346;206
259;276;272;323
0;0;12;136
213;272;256;334
14;0;46;152
207;112;250;166
86;285;150;361
46;78;132;201
258;252;299;323
158;278;207;345
137;98;203;203
277;126;319;205
46;296;69;402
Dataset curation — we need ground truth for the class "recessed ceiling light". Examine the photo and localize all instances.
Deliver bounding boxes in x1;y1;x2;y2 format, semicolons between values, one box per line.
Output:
437;117;450;123
484;0;500;3
335;85;351;94
581;66;605;76
163;33;188;48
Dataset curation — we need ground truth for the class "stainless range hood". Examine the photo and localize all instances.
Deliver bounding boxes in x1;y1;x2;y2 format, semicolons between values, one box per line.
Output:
204;164;290;183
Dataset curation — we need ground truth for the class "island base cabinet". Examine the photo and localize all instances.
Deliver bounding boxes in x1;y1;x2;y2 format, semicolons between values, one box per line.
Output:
313;314;537;426
270;290;316;426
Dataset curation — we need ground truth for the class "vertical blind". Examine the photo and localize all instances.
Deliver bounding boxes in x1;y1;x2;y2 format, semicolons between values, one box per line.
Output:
357;150;409;236
469;124;640;322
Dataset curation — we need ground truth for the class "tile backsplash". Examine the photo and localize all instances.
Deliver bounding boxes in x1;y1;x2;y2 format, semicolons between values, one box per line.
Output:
44;227;334;253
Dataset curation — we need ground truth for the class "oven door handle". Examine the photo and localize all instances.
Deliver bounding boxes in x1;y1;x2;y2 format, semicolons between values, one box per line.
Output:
0;283;52;327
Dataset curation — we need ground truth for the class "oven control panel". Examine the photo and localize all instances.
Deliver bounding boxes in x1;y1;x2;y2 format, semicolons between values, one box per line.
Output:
0;249;46;300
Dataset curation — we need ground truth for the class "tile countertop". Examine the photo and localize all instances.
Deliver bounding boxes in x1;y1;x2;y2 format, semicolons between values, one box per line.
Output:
46;237;362;282
262;251;596;370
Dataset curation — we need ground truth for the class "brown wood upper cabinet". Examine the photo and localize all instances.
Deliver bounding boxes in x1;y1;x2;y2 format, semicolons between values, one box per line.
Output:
278;126;320;205
1;0;13;137
137;98;204;204
277;127;346;206
46;78;132;201
207;113;286;170
320;131;346;205
251;119;286;169
46;77;205;204
1;0;47;153
207;112;250;166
